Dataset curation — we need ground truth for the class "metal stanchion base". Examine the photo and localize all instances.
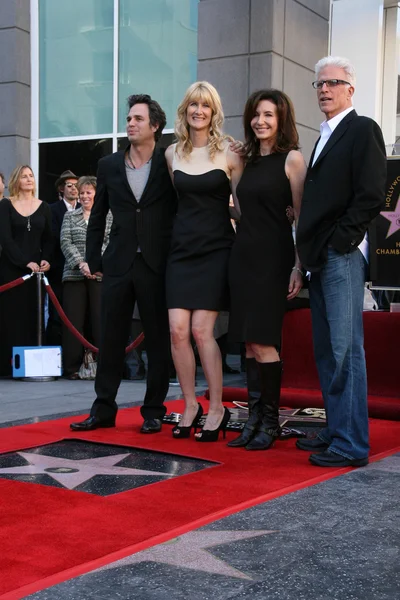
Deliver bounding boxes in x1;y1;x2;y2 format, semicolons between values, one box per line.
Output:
20;376;57;382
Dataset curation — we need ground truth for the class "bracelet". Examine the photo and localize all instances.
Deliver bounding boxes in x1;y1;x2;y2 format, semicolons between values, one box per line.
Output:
292;266;303;276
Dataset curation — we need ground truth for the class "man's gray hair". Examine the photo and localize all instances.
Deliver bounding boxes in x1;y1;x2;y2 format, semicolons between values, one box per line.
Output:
315;56;356;87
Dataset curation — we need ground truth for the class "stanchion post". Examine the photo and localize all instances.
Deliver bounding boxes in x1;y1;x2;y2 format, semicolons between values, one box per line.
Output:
22;272;56;382
36;271;43;346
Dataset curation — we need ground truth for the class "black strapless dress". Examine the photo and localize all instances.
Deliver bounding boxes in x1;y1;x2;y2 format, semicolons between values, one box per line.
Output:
166;146;235;311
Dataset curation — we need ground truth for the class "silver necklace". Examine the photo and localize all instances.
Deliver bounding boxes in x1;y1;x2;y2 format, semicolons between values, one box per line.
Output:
127;150;136;170
27;199;34;231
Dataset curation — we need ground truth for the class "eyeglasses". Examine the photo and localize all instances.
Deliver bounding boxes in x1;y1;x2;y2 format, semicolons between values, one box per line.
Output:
312;79;351;89
65;183;78;188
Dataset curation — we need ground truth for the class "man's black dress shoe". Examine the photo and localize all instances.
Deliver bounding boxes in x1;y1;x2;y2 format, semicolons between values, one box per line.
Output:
140;418;162;433
309;450;369;468
70;416;116;431
296;437;329;451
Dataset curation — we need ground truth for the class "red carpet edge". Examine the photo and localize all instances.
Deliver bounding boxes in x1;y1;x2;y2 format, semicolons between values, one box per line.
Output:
1;400;400;599
2;444;400;600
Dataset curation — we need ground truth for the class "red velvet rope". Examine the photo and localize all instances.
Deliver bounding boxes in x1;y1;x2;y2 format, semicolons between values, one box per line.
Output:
0;274;145;353
45;283;99;352
44;280;145;354
0;276;30;294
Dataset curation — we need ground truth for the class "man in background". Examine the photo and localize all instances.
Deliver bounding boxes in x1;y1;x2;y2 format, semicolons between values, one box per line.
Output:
46;170;80;345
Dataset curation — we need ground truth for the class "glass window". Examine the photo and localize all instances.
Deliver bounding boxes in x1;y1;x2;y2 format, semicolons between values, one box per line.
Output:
39;0;114;138
118;0;198;132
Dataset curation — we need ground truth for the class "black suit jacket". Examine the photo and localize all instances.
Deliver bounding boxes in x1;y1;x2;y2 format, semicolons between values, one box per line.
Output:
296;110;387;272
86;146;177;276
49;199;81;281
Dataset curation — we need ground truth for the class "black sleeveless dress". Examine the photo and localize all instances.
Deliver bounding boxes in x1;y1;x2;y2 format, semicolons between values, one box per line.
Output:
166;144;235;310
0;199;53;375
229;152;295;345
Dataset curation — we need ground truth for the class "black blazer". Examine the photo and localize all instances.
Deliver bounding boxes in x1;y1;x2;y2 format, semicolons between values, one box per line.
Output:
86;146;177;276
49;199;81;280
296;110;387;272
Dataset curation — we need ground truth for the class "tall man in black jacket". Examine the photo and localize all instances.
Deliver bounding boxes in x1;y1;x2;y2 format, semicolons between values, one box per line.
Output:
71;95;177;433
296;57;387;467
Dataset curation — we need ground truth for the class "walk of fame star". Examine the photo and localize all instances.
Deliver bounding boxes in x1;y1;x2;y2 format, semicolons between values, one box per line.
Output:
381;196;400;238
98;530;278;580
0;451;174;490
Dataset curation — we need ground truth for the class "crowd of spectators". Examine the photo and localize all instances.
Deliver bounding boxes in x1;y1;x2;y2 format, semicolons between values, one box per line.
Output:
0;167;113;379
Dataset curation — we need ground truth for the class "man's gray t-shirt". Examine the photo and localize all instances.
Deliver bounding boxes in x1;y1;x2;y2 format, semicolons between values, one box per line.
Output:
125;159;151;202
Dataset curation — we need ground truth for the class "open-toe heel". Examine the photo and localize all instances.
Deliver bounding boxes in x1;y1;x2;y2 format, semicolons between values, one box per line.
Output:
195;407;231;442
172;403;203;439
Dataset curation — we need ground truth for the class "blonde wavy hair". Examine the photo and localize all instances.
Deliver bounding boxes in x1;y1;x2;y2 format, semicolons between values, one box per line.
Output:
8;165;36;197
174;81;230;160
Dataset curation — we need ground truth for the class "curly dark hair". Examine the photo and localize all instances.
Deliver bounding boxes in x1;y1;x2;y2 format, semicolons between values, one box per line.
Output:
127;94;167;142
243;89;299;162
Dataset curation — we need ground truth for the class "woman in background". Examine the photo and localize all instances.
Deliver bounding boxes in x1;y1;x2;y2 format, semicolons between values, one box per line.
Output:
0;165;52;376
60;176;112;379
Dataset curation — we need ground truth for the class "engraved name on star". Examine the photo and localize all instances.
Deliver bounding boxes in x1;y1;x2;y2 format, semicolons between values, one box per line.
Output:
98;530;278;580
381;195;400;238
0;452;174;490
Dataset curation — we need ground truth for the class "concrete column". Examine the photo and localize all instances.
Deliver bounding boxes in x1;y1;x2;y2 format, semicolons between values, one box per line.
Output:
331;0;385;124
198;0;330;160
0;0;31;184
381;4;400;147
198;0;252;141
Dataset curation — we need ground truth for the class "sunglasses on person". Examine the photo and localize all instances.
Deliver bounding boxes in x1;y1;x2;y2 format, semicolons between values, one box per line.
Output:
312;79;352;89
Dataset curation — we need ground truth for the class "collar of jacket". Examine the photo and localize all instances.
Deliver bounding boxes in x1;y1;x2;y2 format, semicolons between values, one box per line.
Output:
309;109;357;170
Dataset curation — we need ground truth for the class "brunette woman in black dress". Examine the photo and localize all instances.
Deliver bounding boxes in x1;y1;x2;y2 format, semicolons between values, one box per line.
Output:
228;90;307;450
0;166;52;376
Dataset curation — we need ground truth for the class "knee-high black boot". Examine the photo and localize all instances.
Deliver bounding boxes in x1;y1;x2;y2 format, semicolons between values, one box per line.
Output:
246;360;282;451
227;358;262;447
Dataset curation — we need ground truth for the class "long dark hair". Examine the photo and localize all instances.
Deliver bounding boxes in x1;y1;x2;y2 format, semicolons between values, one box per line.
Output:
243;89;299;161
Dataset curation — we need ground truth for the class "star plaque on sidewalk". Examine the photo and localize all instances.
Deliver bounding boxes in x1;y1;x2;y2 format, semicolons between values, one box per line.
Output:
0;440;216;496
98;530;278;580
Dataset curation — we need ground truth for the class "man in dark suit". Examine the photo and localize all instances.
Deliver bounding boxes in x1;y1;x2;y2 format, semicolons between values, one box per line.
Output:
70;94;176;433
46;170;80;345
296;56;386;467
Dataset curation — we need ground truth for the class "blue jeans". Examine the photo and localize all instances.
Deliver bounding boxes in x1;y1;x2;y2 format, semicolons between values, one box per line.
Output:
309;247;369;460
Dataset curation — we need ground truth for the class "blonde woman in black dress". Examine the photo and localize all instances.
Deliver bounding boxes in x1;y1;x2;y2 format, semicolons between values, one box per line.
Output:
0;166;52;376
165;81;243;441
228;90;307;450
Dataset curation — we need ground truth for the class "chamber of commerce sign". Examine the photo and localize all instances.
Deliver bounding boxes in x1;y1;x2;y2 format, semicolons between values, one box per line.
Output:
369;157;400;289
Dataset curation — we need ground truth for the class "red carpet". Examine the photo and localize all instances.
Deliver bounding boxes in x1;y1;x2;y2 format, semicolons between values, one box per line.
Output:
1;398;400;599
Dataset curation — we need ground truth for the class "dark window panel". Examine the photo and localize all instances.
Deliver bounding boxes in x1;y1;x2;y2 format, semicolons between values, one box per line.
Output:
39;138;113;204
